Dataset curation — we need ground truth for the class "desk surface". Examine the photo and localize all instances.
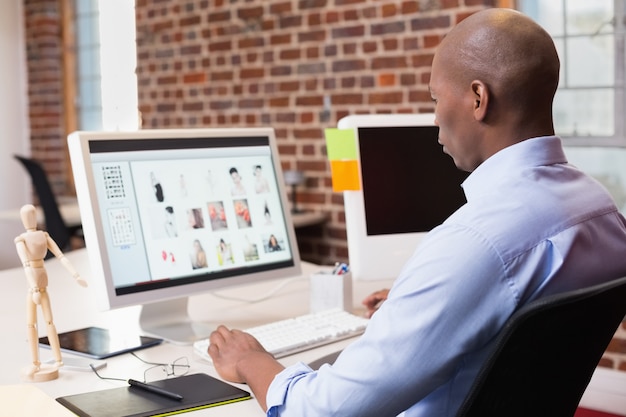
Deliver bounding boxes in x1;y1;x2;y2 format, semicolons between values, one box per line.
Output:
0;248;391;416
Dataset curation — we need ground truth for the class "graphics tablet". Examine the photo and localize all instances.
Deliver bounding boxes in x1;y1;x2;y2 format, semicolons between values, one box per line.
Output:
56;373;251;417
39;327;163;359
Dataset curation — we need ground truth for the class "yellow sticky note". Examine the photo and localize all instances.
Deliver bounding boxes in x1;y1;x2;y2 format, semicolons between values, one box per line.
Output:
325;128;358;160
330;160;361;191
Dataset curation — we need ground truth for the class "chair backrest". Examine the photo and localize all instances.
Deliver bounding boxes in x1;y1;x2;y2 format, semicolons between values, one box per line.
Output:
456;276;626;417
14;155;71;252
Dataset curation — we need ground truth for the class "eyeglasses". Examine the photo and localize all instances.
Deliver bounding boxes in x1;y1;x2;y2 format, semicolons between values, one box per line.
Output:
131;352;190;382
90;352;190;383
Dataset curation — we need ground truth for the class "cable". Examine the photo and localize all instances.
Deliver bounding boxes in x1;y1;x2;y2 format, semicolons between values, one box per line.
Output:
210;275;305;304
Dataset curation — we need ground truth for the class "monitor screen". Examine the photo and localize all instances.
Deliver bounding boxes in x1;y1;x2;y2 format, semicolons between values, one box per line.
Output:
338;114;468;281
68;128;301;343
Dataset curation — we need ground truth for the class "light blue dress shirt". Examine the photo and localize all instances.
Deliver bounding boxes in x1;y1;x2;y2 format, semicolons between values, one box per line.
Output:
266;136;626;417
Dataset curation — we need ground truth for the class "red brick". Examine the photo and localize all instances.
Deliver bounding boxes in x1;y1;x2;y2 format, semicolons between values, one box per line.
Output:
332;59;366;72
208;40;232;52
183;72;207;83
270;97;290;107
270;2;292;14
279;15;303;29
270;34;292;45
280;49;301;60
240;68;265;79
182;102;203;111
237;6;264;20
239;37;265;48
331;93;363;105
296;95;324;106
308;13;323;26
180;15;200;26
378;73;396;87
299;0;327;9
208;10;231;22
372;56;408;70
410;15;451;31
298;29;326;43
382;3;398;17
279;81;300;92
332;25;365;38
368;91;404;104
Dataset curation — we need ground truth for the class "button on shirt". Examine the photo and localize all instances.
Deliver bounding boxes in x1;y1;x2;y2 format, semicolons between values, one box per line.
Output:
266;136;626;417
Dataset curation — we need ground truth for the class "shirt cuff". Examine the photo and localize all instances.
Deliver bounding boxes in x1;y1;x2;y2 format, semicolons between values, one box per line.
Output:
266;362;313;417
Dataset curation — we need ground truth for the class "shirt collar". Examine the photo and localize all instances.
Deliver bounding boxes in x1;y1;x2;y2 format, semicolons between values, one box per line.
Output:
462;136;568;199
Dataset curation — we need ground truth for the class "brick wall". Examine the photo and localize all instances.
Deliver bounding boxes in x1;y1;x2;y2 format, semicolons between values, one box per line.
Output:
23;0;69;197
22;0;626;374
134;0;495;266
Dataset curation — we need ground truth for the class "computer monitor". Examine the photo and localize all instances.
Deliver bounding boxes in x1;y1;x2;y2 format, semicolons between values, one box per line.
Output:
338;114;468;281
68;128;301;344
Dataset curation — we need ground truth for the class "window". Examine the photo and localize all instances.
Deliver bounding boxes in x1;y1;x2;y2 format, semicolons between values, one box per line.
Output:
74;0;138;131
518;0;625;146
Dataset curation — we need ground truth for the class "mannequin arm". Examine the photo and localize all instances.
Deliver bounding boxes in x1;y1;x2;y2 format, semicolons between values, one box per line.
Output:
46;235;88;287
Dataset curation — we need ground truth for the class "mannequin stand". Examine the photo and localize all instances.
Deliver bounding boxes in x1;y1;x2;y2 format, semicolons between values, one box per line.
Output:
21;363;59;382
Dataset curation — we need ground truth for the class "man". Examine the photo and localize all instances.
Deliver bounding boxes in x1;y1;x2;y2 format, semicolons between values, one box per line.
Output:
208;8;626;416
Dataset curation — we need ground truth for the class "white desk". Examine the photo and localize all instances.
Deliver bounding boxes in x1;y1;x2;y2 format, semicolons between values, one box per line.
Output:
0;249;392;416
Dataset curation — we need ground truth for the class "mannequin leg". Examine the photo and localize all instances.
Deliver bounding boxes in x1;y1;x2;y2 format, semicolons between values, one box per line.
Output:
25;294;40;377
40;292;63;366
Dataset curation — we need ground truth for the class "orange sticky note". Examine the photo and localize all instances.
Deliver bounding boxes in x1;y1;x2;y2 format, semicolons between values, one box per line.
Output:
330;160;360;192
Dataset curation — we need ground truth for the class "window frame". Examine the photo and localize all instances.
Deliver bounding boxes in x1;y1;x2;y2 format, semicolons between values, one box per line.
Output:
516;0;626;147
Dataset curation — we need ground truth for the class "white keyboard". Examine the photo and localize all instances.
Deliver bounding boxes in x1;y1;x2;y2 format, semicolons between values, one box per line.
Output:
193;309;369;361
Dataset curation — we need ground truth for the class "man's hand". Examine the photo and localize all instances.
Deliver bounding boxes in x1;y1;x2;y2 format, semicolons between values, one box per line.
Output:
209;325;270;382
208;325;285;410
362;289;390;318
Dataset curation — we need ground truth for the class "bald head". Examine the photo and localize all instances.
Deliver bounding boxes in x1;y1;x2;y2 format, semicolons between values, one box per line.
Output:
437;8;559;126
429;9;561;172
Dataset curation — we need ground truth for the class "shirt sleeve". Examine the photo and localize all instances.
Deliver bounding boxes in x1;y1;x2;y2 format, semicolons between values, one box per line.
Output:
265;223;519;417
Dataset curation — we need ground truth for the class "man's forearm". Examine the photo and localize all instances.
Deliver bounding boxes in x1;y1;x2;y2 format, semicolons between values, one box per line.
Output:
238;351;285;411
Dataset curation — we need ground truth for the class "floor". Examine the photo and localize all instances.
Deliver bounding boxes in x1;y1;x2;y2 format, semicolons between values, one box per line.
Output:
576;408;623;417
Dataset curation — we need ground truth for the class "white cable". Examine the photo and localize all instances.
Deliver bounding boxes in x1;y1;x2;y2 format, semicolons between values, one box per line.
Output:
210;275;305;304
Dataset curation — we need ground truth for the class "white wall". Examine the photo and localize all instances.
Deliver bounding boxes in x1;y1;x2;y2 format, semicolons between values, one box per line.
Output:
0;0;31;210
0;0;31;269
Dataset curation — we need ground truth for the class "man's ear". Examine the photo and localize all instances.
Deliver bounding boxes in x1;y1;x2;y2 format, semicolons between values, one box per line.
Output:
471;80;488;121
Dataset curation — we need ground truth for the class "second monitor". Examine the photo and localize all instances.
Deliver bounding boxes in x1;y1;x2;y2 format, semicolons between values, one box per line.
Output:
339;114;469;281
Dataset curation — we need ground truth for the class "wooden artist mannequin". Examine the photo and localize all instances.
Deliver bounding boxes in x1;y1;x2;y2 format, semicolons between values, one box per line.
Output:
14;204;87;382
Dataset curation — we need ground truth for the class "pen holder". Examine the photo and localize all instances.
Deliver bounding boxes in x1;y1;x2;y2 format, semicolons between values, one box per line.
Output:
309;270;353;313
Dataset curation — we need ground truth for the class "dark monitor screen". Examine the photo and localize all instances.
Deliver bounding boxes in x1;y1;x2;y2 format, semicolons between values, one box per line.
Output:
339;114;468;281
358;125;468;236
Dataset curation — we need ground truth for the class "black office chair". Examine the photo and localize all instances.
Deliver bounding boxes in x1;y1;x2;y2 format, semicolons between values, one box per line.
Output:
456;276;626;417
14;155;82;256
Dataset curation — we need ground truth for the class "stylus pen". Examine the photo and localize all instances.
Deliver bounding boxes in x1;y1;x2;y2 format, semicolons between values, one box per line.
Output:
128;379;184;401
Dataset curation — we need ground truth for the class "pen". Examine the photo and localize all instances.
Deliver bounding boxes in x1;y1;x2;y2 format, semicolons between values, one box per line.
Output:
332;263;349;275
128;379;184;401
332;262;348;275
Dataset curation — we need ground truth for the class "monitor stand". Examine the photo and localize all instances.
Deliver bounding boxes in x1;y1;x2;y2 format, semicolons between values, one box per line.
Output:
138;298;214;345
